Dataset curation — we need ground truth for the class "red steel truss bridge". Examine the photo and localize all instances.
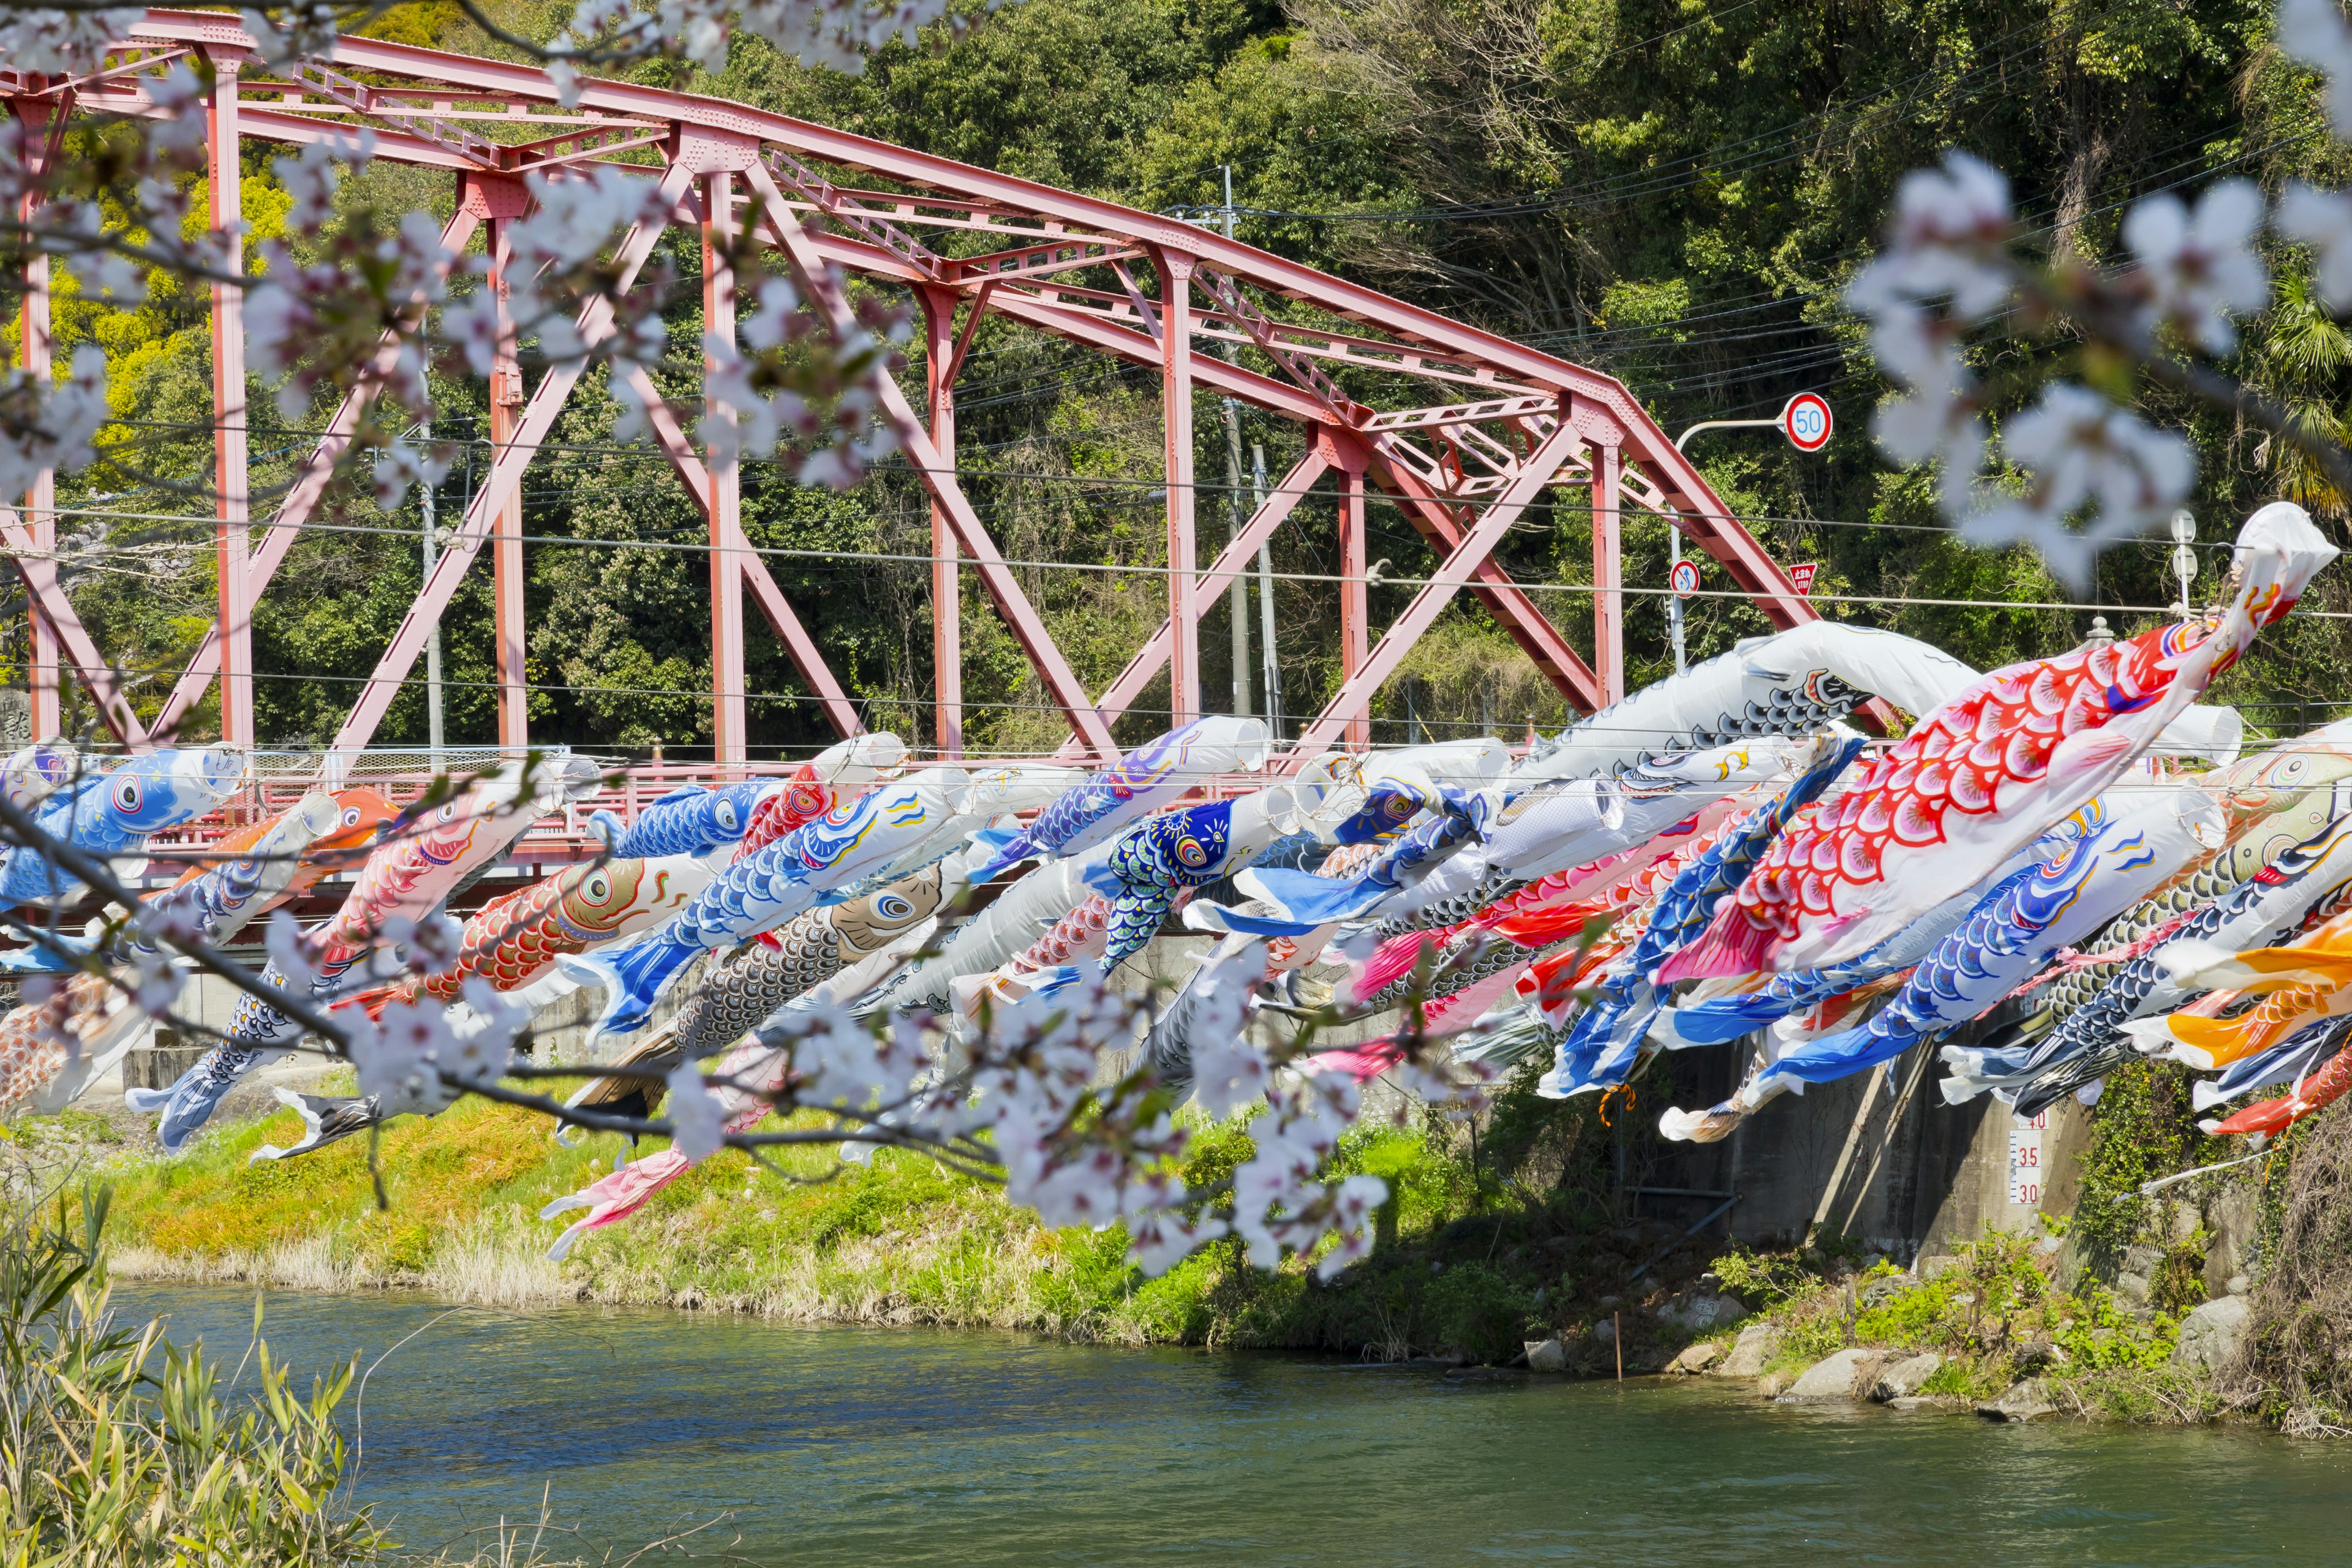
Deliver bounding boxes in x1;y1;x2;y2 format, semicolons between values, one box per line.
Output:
3;10;1832;859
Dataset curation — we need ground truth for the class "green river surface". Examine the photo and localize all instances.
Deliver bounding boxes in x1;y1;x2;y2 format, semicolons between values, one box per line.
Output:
119;1283;2352;1566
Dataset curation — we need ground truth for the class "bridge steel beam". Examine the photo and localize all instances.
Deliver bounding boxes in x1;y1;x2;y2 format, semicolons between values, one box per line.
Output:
7;11;1841;774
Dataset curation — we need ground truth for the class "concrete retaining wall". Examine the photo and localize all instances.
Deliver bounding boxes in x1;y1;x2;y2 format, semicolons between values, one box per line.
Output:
1598;1005;2086;1255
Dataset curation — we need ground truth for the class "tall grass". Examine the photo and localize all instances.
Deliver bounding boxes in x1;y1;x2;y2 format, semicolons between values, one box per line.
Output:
0;1183;391;1564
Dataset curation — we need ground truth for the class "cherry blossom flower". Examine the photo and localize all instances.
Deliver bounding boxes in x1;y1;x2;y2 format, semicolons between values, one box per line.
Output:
353;1001;458;1115
0;347;108;505
2277;183;2352;310
128;950;183;1019
1845;151;2018;325
2122;180;2268;353
2280;0;2352;137
402;913;467;979
262;909;320;993
273;134;374;234
1960;383;2197;593
1182;958;1267;1118
666;1062;728;1162
0;9;146;75
371;441;452;514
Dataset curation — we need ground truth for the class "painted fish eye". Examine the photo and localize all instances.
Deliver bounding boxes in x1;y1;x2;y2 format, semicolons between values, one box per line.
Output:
110;774;142;814
438;802;459;821
341;806;362;829
717;801;739;831
876;895;912;919
585;871;611;901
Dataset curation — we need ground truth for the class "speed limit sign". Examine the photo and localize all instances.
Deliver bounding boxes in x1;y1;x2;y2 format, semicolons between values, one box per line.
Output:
1669;559;1700;600
1781;393;1833;453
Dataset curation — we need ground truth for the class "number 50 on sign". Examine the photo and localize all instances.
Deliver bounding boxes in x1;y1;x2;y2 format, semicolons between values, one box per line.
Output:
1781;393;1833;453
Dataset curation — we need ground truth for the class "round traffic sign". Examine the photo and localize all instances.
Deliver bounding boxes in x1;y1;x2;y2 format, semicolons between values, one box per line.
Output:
1781;393;1833;453
1669;559;1700;600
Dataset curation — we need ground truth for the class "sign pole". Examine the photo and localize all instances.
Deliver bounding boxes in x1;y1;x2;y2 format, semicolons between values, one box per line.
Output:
1671;394;1836;672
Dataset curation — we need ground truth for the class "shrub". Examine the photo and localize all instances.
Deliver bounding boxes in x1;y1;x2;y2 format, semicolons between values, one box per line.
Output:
0;1184;390;1563
1421;1264;1537;1363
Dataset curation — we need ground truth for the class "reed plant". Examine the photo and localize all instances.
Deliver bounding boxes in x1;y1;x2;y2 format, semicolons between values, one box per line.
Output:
0;1182;391;1566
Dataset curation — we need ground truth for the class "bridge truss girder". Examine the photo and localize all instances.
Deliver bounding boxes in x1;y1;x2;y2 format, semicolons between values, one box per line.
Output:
4;9;1834;771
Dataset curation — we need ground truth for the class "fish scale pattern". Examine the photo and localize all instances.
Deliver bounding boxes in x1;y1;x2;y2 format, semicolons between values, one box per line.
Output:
1689;620;2220;969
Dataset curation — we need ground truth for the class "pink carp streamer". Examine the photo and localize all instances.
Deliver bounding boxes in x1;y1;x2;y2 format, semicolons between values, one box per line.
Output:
543;1030;798;1256
957;894;1116;1016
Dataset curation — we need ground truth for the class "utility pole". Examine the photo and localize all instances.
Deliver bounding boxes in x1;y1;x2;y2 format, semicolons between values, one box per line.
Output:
417;420;445;763
1251;441;1282;737
1215;167;1251;717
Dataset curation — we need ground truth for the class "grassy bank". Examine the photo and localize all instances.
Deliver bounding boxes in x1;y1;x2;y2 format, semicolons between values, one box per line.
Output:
27;1062;1756;1365
29;1063;2341;1429
1701;1231;2217;1422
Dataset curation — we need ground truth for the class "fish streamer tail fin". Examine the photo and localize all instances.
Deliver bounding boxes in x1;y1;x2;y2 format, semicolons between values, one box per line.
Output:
562;937;701;1042
1655;907;1775;985
1667;987;1800;1046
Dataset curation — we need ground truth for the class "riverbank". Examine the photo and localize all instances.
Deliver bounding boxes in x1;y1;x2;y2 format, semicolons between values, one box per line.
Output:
14;1063;1749;1365
1651;1231;2232;1425
5;1063;2320;1432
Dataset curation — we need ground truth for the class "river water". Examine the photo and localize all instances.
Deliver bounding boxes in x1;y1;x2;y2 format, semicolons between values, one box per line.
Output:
119;1283;2352;1566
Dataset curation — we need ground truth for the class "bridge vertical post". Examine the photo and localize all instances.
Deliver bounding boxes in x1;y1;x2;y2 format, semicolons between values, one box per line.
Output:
12;99;58;739
488;215;529;753
703;167;745;769
919;288;962;758
1156;247;1199;729
1327;428;1370;750
206;53;254;749
1580;402;1625;707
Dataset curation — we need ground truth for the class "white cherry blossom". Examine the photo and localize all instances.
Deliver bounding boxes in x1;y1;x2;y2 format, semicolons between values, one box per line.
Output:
262;909;320;993
2122;179;2268;353
2280;0;2352;137
1959;383;2197;593
0;347;108;505
0;9;146;76
2277;182;2352;310
353;1001;458;1115
666;1061;728;1163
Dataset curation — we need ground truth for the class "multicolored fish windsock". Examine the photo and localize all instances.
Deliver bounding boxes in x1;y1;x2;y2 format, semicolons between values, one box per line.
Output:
965;716;1268;883
130;756;602;1148
1666;504;2335;984
562;775;959;1041
590;779;767;861
1664;784;2223;1141
0;748;248;905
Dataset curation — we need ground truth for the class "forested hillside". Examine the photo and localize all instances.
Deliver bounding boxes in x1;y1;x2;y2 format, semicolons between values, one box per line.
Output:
20;0;2352;757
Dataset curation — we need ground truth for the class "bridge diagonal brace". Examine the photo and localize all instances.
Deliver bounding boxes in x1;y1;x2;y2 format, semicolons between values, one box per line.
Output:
612;362;864;740
153;206;482;740
1291;420;1586;764
0;506;151;747
328;162;698;758
1052;445;1333;759
760;148;941;279
745;159;1121;762
282;57;507;170
1349;435;1604;712
1193;265;1365;423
